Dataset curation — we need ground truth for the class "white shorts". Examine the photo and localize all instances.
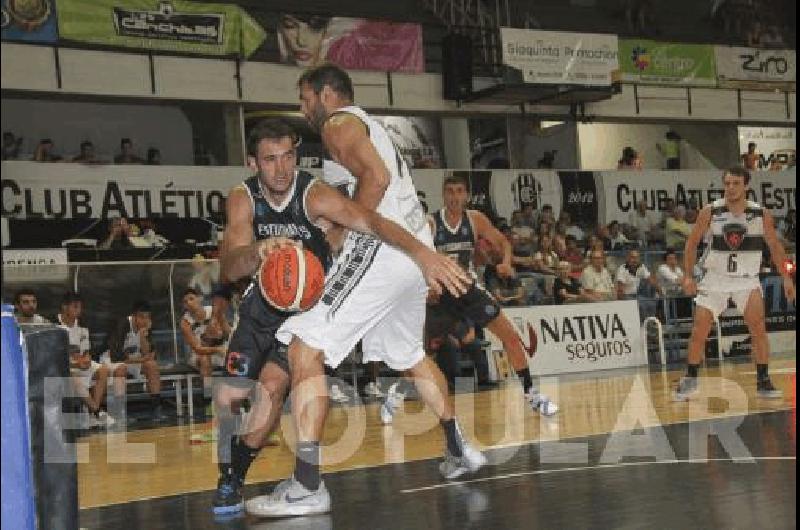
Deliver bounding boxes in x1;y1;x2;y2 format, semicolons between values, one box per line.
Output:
71;361;102;389
189;352;225;369
276;234;427;371
695;279;762;318
100;353;143;379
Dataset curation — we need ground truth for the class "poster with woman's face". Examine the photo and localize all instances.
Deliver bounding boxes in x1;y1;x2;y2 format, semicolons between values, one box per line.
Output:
277;14;424;73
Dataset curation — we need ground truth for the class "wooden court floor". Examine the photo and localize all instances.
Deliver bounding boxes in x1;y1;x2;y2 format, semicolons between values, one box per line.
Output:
77;356;796;509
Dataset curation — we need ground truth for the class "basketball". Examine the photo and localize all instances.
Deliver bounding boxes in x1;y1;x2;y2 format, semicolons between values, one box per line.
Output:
258;245;325;312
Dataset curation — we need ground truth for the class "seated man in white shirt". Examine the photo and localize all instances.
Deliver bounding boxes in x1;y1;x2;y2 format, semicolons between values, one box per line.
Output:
580;250;616;302
58;291;120;428
656;249;685;297
608;220;632;250
14;288;49;324
627;201;656;246
615;250;659;299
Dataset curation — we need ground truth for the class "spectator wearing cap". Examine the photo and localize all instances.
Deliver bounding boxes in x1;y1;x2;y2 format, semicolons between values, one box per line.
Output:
665;205;692;249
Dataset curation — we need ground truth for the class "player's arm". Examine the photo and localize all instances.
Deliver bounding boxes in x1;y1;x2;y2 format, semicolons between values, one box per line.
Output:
468;210;514;277
681;206;712;295
763;209;796;303
219;185;294;283
306;181;468;296
322;114;389;211
180;319;223;357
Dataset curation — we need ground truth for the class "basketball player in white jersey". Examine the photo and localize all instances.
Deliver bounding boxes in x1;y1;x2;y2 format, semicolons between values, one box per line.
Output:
674;167;795;401
246;65;487;518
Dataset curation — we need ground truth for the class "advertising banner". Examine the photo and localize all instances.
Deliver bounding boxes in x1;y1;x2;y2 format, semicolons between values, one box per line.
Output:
1;0;58;43
56;0;266;57
738;127;796;171
599;169;796;224
500;28;619;86
619;39;716;85
276;14;423;73
2;248;69;282
485;300;646;376
715;46;795;87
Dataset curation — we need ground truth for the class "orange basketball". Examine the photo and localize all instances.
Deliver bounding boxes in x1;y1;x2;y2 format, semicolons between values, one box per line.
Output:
259;246;325;312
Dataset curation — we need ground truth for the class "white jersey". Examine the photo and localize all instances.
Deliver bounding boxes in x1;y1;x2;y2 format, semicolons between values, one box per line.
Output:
182;306;213;343
699;199;765;287
322;105;432;247
57;314;91;354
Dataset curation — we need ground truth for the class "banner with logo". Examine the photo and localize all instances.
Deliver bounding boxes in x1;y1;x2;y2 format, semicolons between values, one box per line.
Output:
2;248;69;282
55;0;266;57
600;169;796;224
500;28;619;86
1;0;58;43
275;14;423;73
738;127;796;171
619;39;716;86
1;161;250;219
485;300;645;375
715;46;795;87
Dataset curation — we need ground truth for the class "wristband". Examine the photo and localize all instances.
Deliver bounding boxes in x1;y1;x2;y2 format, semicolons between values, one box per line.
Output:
783;259;795;276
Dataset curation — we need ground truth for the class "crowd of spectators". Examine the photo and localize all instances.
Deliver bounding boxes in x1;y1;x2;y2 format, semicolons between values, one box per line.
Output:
711;0;789;47
1;132;162;165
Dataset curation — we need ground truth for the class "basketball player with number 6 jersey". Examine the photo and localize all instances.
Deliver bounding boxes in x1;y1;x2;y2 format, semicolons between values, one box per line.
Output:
674;167;796;401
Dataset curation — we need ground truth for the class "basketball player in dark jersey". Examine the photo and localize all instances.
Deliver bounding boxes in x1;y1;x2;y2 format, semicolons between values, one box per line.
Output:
212;119;467;514
428;174;558;415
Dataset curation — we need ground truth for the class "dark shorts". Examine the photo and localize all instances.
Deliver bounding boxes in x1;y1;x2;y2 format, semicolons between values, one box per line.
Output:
435;280;501;328
223;285;291;381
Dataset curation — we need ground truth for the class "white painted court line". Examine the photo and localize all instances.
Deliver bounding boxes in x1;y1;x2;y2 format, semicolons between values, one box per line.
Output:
400;456;797;494
741;367;796;375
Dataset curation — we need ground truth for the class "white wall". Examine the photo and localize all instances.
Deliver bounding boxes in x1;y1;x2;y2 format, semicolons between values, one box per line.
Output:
0;98;193;164
520;121;578;169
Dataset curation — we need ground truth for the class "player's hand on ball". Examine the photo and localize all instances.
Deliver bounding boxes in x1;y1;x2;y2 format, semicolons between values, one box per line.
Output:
258;237;299;260
681;277;697;296
419;250;470;297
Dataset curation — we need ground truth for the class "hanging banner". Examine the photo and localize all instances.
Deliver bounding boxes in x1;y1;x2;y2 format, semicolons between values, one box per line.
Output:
619;39;716;86
738;127;796;171
715;46;795;87
372;116;443;169
599;169;796;225
485;300;646;376
500;28;619;86
1;0;58;43
275;14;423;73
55;0;266;57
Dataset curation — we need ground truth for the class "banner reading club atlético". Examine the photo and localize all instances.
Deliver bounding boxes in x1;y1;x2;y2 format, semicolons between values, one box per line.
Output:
56;0;266;57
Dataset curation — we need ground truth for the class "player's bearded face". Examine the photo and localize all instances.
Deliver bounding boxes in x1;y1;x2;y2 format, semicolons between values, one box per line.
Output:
299;84;328;132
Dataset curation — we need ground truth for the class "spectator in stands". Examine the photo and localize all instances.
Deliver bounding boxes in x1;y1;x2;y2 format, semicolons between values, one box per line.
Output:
581;250;616;301
180;288;229;409
656;248;685;296
510;210;537;259
584;233;601;259
518;203;538;229
537;150;556;169
552;224;567;257
146;148;161;165
58;291;120;428
558;211;585;241
485;263;528;306
608;220;631;250
533;234;559;275
562;235;584;272
114;138;144;164
746;19;765;47
32;138;62;162
618;146;642;170
102;300;165;421
776;208;795;246
656;130;681;169
615;249;659;300
72;140;103;164
596;224;613;250
554;261;587;304
741;142;759;170
685;203;699;225
2;131;22;160
627;200;656;246
189;254;221;303
665;205;692;249
538;204;556;230
99;217;133;249
13;288;48;323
